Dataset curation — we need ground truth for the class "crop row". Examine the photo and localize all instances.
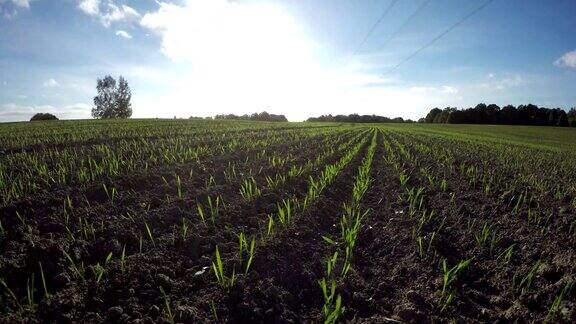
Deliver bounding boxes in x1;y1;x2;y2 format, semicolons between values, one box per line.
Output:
0;127;370;320
0;126;353;205
207;130;370;289
0;119;322;151
375;127;574;322
317;129;378;323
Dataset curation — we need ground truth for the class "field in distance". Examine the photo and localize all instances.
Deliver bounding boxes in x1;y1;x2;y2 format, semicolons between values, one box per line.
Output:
1;119;575;322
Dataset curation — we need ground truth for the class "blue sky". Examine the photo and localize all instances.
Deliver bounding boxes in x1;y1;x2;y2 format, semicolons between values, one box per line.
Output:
0;0;575;122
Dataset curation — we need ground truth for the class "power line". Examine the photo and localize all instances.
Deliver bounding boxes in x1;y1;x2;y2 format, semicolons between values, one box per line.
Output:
383;0;495;74
377;0;433;50
352;0;400;57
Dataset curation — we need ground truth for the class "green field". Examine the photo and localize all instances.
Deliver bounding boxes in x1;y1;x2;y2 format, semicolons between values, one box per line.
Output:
1;119;575;322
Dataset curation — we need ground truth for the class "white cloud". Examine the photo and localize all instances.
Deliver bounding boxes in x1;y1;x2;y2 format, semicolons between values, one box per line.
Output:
101;3;139;27
0;0;35;18
0;102;91;122
78;0;99;16
0;0;31;8
140;1;314;64
64;103;91;112
137;0;324;119
441;86;459;94
115;30;132;39
554;50;576;68
479;73;525;91
43;78;59;87
132;0;464;121
408;85;459;95
77;0;139;27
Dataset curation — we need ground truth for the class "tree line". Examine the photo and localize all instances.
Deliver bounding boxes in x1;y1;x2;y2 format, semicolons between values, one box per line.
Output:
423;104;576;127
27;74;576;128
214;111;288;122
307;114;414;123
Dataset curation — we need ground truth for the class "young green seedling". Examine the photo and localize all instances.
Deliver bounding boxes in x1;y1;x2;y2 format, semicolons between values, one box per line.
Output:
26;274;36;311
39;261;50;298
63;250;86;282
497;244;515;264
144;221;155;248
240;177;261;201
545;280;573;323
91;252;113;285
266;215;275;237
0;277;23;312
120;244;127;273
513;260;541;295
244;237;256;275
211;246;236;288
176;175;182;200
159;286;175;324
197;203;206;224
440;259;471;310
318;278;345;324
475;222;494;249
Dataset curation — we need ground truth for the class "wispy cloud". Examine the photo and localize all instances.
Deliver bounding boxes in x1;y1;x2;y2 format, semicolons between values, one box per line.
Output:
101;3;139;27
77;0;139;27
479;73;525;90
115;30;132;39
554;50;576;68
0;0;35;18
408;85;459;96
441;86;459;94
0;0;32;8
0;102;91;121
43;78;59;87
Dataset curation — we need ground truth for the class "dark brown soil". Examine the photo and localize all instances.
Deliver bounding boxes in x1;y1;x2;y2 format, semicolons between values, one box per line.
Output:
1;128;575;323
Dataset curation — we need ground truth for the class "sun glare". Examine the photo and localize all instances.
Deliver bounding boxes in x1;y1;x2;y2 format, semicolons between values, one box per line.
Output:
139;0;324;119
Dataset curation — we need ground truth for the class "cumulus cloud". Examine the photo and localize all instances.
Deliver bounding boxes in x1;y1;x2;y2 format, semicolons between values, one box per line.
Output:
115;30;132;39
77;0;139;27
78;0;99;16
554;50;576;68
43;78;59;87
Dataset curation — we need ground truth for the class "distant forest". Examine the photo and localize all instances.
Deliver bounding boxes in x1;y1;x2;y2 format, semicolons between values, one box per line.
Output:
214;111;288;122
307;114;414;123
424;104;576;127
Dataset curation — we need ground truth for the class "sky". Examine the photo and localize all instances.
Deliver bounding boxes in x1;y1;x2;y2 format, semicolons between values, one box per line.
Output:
0;0;575;122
